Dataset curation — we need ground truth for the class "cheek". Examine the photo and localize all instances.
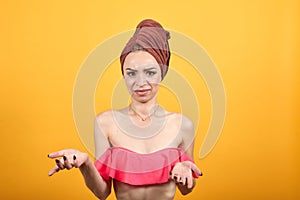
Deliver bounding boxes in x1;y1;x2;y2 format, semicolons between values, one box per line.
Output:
150;83;160;92
124;78;135;93
146;74;161;84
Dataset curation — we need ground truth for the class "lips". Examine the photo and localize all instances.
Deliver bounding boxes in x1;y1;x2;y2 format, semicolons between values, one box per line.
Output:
134;89;151;96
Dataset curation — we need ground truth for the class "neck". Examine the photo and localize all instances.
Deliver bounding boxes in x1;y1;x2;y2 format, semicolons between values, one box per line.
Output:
130;97;158;119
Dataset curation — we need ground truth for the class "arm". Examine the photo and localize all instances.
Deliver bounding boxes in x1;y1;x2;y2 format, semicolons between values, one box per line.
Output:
48;149;111;200
79;156;111;199
170;115;202;195
48;112;112;199
91;112;113;198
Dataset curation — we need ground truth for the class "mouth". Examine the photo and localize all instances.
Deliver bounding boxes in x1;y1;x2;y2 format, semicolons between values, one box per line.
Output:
134;89;151;96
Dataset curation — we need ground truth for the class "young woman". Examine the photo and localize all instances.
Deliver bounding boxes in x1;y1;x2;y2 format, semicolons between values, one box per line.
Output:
48;19;202;200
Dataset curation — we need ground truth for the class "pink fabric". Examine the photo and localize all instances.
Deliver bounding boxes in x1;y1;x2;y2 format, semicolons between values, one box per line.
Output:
94;147;199;186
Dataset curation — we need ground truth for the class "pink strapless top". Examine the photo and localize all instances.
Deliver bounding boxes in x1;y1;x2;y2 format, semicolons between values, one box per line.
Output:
94;147;199;186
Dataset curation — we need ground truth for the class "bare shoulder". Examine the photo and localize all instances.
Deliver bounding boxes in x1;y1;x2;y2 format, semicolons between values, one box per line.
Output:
179;113;194;133
95;110;115;127
96;110;114;119
170;113;195;153
95;109;128;128
167;112;194;132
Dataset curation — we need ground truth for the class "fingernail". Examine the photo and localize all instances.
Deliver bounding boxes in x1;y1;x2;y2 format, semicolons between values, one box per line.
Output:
47;154;50;158
55;159;60;164
199;172;203;176
73;155;76;160
63;156;66;161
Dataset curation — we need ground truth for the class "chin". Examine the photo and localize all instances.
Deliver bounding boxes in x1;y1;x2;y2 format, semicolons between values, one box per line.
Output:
133;95;154;103
135;97;151;103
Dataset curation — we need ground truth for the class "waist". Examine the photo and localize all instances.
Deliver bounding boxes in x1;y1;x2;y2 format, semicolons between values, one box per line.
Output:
113;179;176;200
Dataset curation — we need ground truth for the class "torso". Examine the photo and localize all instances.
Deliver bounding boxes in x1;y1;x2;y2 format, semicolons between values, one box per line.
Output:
113;180;176;200
96;107;191;200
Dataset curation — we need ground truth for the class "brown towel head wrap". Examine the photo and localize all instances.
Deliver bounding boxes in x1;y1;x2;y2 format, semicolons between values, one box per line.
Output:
120;19;171;80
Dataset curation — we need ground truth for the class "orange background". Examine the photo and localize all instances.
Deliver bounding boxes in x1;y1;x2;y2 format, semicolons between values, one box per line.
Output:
0;0;299;199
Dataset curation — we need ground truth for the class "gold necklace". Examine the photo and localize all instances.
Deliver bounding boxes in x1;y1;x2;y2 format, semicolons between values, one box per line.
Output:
129;104;158;121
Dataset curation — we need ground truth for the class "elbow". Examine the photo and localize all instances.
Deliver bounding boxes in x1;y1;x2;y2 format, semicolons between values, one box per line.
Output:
88;182;111;200
94;189;111;200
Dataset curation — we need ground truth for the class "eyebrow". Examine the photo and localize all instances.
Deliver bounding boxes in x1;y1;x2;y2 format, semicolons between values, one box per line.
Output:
125;67;157;71
125;68;137;71
144;67;157;71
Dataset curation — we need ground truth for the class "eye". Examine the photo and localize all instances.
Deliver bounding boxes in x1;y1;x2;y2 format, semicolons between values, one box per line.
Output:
126;71;136;77
146;71;157;76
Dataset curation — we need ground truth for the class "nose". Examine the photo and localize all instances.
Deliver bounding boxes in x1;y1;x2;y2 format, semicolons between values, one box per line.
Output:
136;73;147;86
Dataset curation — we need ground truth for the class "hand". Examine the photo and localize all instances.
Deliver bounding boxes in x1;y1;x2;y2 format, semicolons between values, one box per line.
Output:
47;149;89;176
170;161;202;189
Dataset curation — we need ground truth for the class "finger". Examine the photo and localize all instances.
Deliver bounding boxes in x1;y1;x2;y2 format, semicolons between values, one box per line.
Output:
55;159;65;170
63;156;73;170
190;163;202;176
48;150;68;159
181;176;187;185
179;176;185;185
48;166;60;176
187;176;193;189
176;176;184;185
172;173;178;181
72;155;80;168
177;176;185;184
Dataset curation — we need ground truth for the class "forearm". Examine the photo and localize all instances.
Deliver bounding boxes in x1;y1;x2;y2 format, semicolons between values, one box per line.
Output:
79;157;111;199
177;178;196;195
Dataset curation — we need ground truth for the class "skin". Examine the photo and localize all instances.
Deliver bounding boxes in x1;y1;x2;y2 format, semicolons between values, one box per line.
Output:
48;51;202;200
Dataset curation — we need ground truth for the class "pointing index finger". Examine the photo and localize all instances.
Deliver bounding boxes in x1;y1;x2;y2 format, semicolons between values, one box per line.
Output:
48;150;67;158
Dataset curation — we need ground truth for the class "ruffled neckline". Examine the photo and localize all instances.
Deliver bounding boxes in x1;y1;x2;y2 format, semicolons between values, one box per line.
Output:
94;146;198;186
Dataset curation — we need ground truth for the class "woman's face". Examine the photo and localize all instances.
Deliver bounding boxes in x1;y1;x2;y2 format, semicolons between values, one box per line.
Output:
123;51;162;103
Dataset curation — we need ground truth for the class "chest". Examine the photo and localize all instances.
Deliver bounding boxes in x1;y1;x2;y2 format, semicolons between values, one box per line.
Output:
108;118;183;153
